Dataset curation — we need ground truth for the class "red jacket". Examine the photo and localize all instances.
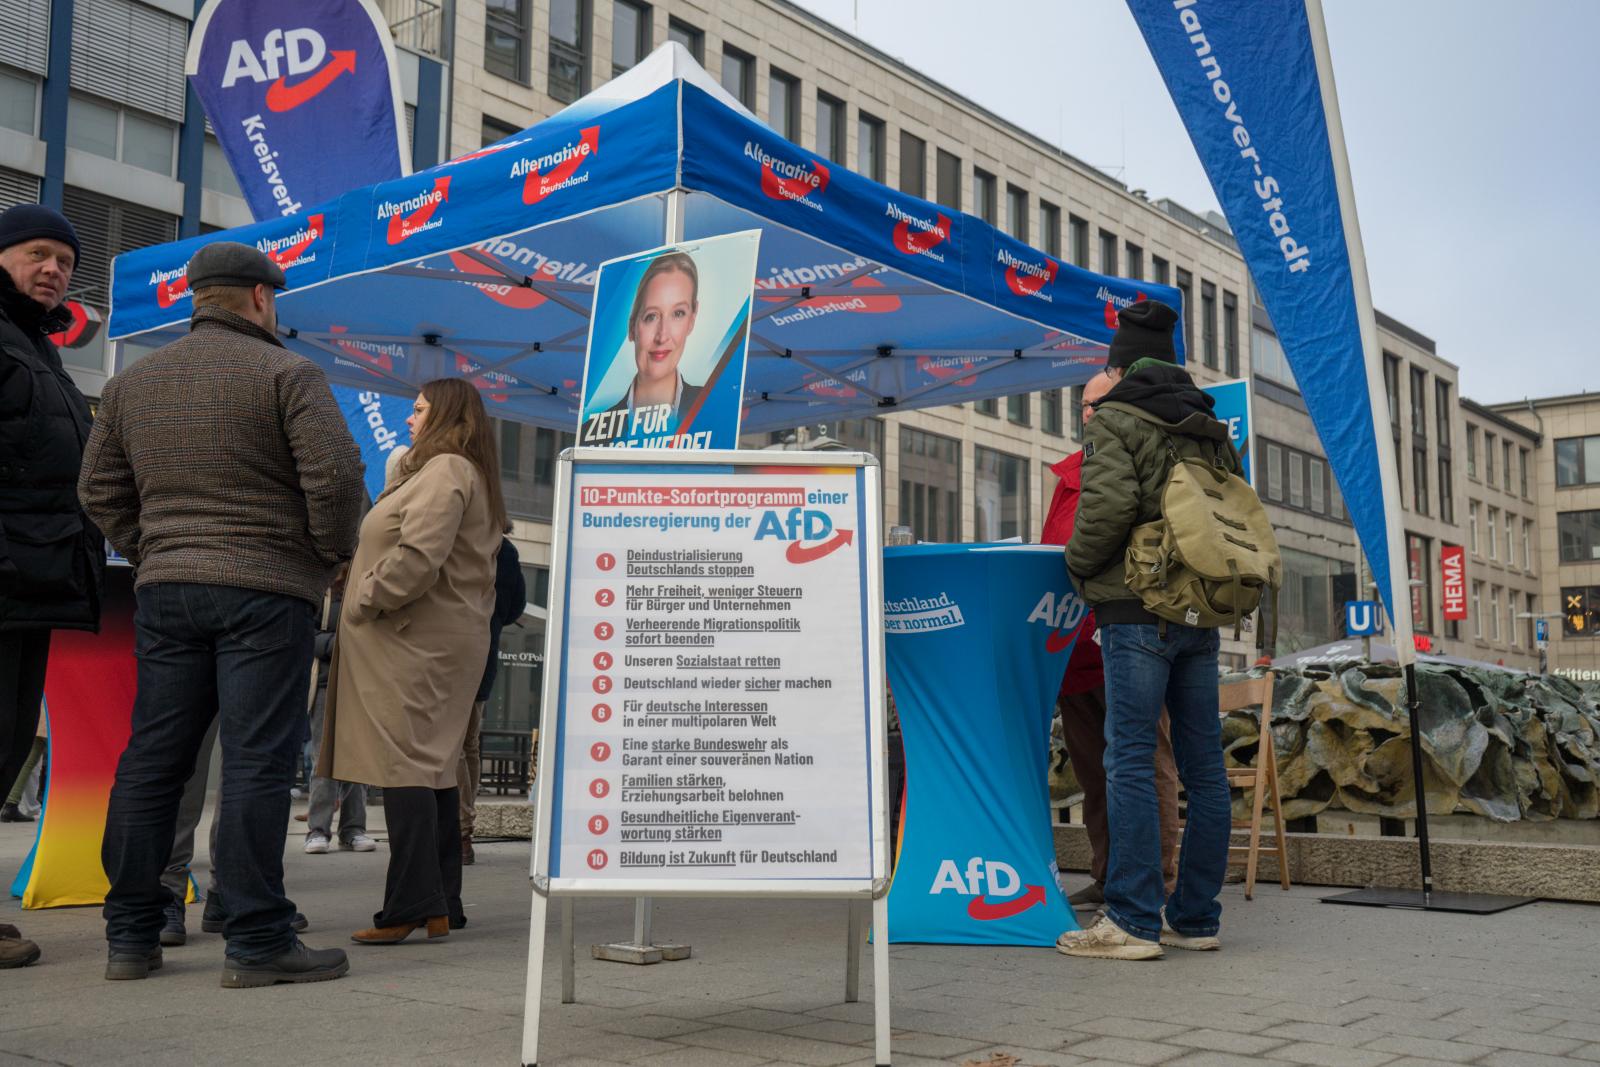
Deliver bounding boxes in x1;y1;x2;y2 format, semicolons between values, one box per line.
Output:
1043;451;1104;695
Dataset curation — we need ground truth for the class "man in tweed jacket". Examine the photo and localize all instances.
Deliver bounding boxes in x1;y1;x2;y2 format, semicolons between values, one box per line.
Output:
79;242;363;987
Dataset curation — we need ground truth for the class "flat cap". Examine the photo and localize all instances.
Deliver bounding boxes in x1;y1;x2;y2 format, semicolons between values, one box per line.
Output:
186;241;286;291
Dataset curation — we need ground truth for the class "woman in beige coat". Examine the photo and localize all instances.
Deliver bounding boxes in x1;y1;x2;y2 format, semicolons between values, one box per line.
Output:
319;378;507;944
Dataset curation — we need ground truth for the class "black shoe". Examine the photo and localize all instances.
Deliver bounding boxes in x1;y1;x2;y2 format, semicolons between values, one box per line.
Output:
160;895;187;947
0;802;34;823
201;894;226;934
105;946;162;980
220;939;349;988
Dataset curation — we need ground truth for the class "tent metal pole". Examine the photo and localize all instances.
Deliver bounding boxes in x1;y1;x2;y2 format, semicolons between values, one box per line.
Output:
666;188;685;244
1403;663;1433;901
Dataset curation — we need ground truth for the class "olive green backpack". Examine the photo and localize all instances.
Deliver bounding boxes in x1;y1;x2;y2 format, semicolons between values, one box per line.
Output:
1121;426;1281;644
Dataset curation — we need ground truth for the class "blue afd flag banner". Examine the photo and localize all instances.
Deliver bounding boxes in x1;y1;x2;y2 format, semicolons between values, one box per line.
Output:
1125;0;1404;635
186;0;410;221
883;544;1081;945
1202;379;1253;485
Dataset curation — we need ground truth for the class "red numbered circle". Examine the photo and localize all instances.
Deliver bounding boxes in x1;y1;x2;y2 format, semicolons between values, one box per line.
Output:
593;651;613;670
589;778;609;799
591;703;612;723
595;588;614;607
596;553;616;571
590;741;612;762
587;849;608;870
594;621;614;641
592;675;612;694
588;814;609;835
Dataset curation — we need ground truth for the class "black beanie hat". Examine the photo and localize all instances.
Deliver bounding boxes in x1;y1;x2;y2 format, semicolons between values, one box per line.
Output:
0;204;81;261
1107;299;1178;370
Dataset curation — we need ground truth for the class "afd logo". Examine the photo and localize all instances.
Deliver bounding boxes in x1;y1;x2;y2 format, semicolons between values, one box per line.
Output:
930;857;1047;921
1028;589;1087;655
257;213;325;271
329;325;401;374
150;265;190;310
760;275;902;326
1099;285;1148;330
745;141;829;210
885;202;951;262
801;367;867;399
513;127;600;205
915;354;978;388
454;353;513;403
999;247;1058;302
753;508;853;564
378;177;451;244
220;29;356;112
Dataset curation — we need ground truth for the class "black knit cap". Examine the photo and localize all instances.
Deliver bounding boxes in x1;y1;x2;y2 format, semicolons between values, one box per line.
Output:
1107;299;1179;370
0;204;81;260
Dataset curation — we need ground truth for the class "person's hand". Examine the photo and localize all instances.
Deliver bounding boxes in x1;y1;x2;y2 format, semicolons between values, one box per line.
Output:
331;561;351;597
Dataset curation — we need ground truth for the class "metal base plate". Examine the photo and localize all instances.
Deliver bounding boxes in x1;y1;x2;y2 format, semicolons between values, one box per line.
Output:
591;941;693;964
1320;888;1537;914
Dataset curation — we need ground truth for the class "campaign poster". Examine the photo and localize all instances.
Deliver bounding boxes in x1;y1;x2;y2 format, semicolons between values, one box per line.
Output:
577;232;760;450
1202;378;1254;486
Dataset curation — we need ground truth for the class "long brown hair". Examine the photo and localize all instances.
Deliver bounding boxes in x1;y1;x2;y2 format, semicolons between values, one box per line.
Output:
400;377;510;532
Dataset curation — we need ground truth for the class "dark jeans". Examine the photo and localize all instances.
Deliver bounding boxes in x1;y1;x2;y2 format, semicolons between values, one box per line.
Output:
1;630;50;800
1100;623;1231;943
103;583;315;961
378;786;462;928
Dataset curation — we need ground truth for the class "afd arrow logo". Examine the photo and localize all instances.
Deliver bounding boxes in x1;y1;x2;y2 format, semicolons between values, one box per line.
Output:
746;141;829;209
47;300;102;350
931;858;1046;921
329;324;400;373
784;529;853;564
999;247;1059;301
1100;286;1148;330
886;203;951;262
379;177;451;244
447;250;548;310
916;354;978;388
266;50;355;112
259;213;324;270
967;885;1048;921
517;127;599;205
1030;589;1087;656
155;271;189;309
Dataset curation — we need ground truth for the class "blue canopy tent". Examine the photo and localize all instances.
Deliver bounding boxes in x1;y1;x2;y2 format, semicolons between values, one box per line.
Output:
107;44;1179;429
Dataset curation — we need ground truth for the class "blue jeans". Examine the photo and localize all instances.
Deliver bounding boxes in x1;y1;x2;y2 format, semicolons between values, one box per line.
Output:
1100;622;1231;942
103;583;315;961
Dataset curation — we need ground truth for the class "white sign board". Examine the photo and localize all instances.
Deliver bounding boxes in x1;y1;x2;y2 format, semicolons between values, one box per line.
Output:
533;448;888;894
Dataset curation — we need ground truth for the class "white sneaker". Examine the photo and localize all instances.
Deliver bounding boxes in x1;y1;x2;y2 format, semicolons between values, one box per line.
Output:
303;832;330;855
1160;919;1221;951
343;832;377;853
1055;914;1162;961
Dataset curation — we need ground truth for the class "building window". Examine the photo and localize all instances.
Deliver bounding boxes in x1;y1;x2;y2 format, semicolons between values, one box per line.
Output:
1556;434;1600;487
1152;255;1170;285
547;0;589;102
1409;366;1427;438
0;68;39;136
1484;432;1496;483
768;68;799;141
1004;184;1027;241
1274;546;1355;654
1469;501;1480;555
1200;281;1218;369
1265;442;1283;502
1519;448;1530;498
500;426;575;521
1564;587;1600;637
666;17;703;62
1006;394;1029;427
935;148;961;211
1409;533;1433;634
1070;385;1085;439
1383;354;1401;433
486;0;531;81
899;427;960;543
975;447;1028;541
1488;507;1499;560
1041;388;1063;436
482;116;521;146
1466;425;1478;479
1175;269;1193;358
1509;597;1519;647
1471;582;1483;639
1039;200;1060;259
974;396;997;417
66;95;176;176
1438;456;1453;523
1068;214;1089;268
973;168;997;225
1222;290;1239;377
1502;440;1513;493
201;135;241;197
1308;458;1325;515
1251;326;1296;388
1526;594;1538;648
1124;242;1143;281
1289;452;1305;509
1489;585;1501;642
815;92;844;161
500;421;522;479
1412;447;1429;516
611;0;650;76
857;112;885;182
898;130;926;198
1434;380;1452;448
1506;512;1516;568
61;185;176;312
720;45;754;109
1559;509;1600;563
1523;519;1534;572
1098;229;1118;275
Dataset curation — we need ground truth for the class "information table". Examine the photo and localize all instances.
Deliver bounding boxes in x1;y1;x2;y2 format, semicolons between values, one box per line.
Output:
525;448;891;1067
883;543;1083;945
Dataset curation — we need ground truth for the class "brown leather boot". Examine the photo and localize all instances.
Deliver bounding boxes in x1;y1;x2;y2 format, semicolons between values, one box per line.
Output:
350;916;448;945
0;924;41;968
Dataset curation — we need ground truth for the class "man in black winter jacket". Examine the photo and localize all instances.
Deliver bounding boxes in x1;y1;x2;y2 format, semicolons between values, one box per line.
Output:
0;203;103;970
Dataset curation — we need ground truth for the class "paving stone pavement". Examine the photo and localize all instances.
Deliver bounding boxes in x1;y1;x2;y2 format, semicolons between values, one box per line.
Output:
3;807;1598;1066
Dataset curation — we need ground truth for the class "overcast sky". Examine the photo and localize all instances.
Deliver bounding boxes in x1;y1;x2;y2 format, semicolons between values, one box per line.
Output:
790;0;1598;404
